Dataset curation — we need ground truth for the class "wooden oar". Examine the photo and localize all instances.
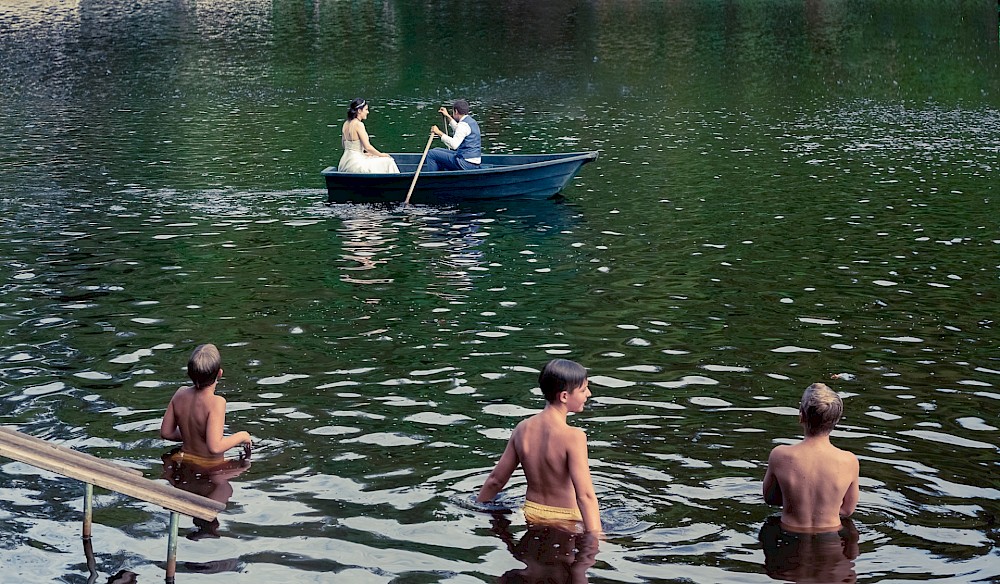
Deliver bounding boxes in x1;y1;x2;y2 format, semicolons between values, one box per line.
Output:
404;132;435;207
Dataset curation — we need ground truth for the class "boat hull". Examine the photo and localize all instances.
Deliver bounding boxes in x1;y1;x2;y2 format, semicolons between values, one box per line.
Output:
321;151;598;204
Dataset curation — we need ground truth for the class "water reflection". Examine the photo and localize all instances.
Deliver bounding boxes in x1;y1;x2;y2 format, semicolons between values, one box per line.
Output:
759;516;859;584
105;570;138;584
83;539;140;584
490;515;599;584
2;0;1000;582
335;209;401;286
160;447;249;573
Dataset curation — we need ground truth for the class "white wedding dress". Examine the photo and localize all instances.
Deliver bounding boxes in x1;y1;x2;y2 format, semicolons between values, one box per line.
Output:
338;138;400;174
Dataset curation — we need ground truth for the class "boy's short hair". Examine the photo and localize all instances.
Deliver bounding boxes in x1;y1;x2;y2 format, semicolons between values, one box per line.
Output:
539;359;587;403
453;99;471;116
188;344;221;390
800;383;843;435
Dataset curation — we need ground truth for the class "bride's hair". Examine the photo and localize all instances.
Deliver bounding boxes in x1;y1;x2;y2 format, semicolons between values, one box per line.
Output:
347;98;367;120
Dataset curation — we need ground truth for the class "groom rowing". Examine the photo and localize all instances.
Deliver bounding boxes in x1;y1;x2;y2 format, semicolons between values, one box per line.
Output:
424;99;481;171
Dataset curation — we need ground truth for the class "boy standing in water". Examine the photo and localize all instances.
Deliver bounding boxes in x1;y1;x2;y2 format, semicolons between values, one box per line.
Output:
160;343;252;461
477;359;602;535
762;382;860;530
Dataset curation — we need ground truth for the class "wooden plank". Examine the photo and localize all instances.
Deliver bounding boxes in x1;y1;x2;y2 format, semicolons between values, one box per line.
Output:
0;426;224;521
0;426;143;477
0;431;224;520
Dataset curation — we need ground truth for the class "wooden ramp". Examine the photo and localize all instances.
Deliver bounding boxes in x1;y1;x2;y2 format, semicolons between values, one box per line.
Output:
0;426;227;582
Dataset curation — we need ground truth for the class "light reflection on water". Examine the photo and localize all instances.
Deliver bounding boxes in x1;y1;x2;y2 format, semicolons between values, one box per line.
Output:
2;1;1000;582
3;185;998;583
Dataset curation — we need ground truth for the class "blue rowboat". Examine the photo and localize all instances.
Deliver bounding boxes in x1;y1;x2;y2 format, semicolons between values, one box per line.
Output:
321;151;598;204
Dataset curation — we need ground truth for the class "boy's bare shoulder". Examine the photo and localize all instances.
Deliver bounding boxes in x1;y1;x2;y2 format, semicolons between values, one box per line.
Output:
516;411;547;429
170;385;194;399
556;424;587;450
836;446;859;465
767;443;795;460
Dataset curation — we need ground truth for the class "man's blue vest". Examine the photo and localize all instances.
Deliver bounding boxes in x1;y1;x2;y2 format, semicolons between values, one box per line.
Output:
456;115;481;161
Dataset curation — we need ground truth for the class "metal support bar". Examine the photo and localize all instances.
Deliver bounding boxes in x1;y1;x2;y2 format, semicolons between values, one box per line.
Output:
83;482;93;539
83;483;97;583
165;511;179;583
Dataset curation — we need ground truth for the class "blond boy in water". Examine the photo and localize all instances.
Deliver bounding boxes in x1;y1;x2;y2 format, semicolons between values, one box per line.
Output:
477;359;602;534
160;344;251;462
762;382;860;531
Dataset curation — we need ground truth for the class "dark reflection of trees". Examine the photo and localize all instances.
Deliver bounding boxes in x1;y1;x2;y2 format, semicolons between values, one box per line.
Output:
3;0;997;192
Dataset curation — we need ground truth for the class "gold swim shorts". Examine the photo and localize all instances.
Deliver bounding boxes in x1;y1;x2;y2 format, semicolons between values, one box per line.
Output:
523;500;583;526
163;449;244;474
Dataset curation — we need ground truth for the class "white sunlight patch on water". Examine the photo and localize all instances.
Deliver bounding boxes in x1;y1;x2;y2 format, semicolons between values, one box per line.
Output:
589;375;635;388
23;382;65;396
343;432;424;447
405;412;473;425
258;374;310;385
110;348;153;364
689;397;731;407
897;430;994;450
74;371;112;380
308;426;362;436
771;346;820;353
482;404;537;417
650;375;719;389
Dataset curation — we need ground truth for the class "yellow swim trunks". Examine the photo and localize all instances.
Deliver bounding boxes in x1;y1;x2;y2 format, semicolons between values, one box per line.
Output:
523;500;583;526
163;449;239;474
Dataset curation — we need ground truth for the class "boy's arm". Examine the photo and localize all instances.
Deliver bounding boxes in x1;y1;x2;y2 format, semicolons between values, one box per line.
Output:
568;429;601;534
205;397;251;455
762;448;783;506
477;434;520;502
159;399;182;442
839;453;860;517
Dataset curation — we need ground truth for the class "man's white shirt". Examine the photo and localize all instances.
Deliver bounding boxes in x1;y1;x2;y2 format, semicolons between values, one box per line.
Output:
439;115;481;164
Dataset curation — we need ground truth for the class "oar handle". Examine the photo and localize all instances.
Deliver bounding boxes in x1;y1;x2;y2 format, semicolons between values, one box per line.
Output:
404;132;435;206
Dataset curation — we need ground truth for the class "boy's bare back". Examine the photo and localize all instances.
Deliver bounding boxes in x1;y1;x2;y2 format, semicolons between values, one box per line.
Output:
162;385;236;459
763;382;859;531
512;410;590;511
160;344;251;460
764;439;859;530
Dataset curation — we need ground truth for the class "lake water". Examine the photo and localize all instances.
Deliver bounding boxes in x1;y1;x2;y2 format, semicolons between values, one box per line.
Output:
1;1;999;582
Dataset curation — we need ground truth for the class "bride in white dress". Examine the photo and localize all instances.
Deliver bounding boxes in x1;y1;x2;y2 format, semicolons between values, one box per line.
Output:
337;98;400;174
